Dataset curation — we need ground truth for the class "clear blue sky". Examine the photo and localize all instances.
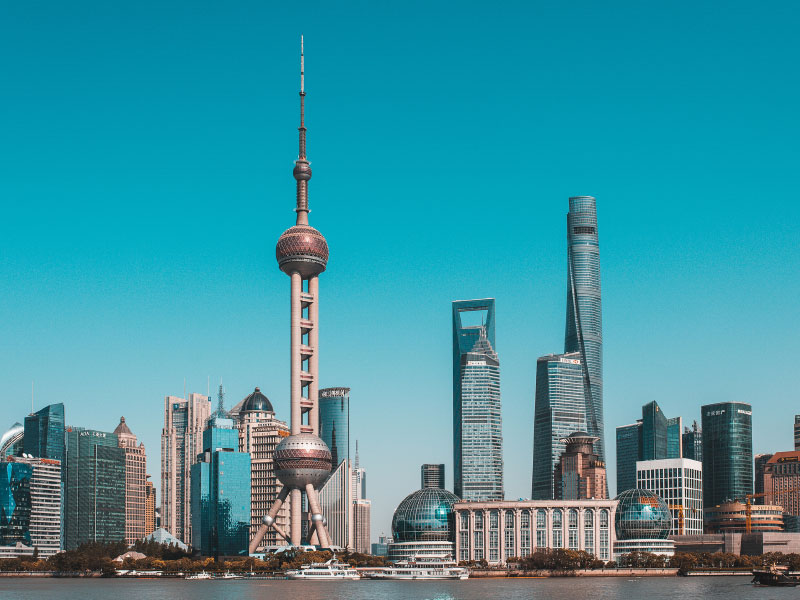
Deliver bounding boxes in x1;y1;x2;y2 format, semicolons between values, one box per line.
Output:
2;0;799;542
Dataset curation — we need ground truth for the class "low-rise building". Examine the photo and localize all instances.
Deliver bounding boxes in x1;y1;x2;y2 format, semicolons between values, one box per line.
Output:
705;501;783;533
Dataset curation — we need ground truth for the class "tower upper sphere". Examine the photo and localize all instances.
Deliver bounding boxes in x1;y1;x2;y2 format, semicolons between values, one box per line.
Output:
276;225;328;277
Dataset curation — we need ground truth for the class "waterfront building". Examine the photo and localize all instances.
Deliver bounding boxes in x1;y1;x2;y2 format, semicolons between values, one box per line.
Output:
453;299;503;501
353;499;371;554
191;412;251;556
235;387;290;551
532;352;585;499
705;501;783;532
636;458;703;535
5;456;61;557
390;486;459;561
161;392;210;544
613;489;675;558
319;387;350;469
371;533;390;557
422;464;445;490
0;423;24;458
762;451;800;516
453;499;616;564
24;403;65;462
318;458;353;549
701;402;753;510
64;427;126;549
564;196;604;464
553;432;607;500
671;531;800;555
615;422;642;494
144;476;156;536
795;416;800;451
0;460;32;547
114;417;147;546
754;453;774;503
682;421;702;462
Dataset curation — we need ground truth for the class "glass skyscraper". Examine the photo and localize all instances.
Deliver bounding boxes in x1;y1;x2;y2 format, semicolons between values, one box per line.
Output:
532;352;586;499
615;422;642;494
64;428;126;549
0;461;32;546
453;299;503;501
701;402;753;509
564;196;604;462
24;403;65;462
319;387;350;469
682;420;703;462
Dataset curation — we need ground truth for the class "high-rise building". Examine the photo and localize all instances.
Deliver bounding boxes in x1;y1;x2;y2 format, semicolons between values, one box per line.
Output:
453;299;503;501
0;460;32;548
615;422;641;494
371;533;390;557
4;456;61;557
795;416;800;452
64;427;126;549
763;452;800;516
532;352;585;499
235;387;290;550
191;411;251;557
636;458;703;535
667;417;683;460
353;499;371;554
114;417;147;545
319;387;350;469
553;432;607;500
24;403;65;462
250;39;335;550
318;459;353;549
754;453;774;504
701;402;753;511
421;464;445;490
564;196;604;463
161;392;210;544
0;423;24;458
352;441;366;501
682;421;702;462
641;401;667;461
144;476;156;537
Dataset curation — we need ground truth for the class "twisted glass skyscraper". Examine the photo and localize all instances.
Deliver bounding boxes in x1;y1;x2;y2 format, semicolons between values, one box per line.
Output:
453;299;503;501
564;197;604;462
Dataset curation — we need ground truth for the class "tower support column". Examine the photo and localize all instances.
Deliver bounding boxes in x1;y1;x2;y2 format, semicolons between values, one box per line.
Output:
308;275;319;433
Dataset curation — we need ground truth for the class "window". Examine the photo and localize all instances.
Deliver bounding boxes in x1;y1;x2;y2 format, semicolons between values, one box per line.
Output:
553;510;563;549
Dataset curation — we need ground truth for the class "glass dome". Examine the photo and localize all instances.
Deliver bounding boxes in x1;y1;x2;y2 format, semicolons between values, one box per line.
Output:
391;488;459;542
614;488;671;540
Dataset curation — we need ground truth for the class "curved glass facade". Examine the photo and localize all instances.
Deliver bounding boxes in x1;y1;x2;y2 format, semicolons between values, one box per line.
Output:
24;403;65;462
319;388;350;469
391;487;459;542
614;489;670;540
701;402;752;508
565;197;604;466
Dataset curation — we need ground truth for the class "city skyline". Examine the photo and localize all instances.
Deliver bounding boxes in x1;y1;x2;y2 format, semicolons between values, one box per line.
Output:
2;1;800;542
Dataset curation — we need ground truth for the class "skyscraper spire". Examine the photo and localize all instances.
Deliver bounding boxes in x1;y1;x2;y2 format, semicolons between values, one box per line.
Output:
294;35;311;224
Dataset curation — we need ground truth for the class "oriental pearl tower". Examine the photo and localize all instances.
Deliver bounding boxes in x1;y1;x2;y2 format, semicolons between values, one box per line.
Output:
249;37;333;552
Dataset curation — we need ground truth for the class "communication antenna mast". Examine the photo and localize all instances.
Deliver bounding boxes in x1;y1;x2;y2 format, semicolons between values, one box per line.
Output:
217;380;225;417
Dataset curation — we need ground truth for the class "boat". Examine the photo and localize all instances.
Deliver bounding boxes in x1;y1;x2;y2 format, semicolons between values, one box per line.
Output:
286;558;361;580
219;571;243;579
752;565;800;587
364;554;469;580
185;570;213;580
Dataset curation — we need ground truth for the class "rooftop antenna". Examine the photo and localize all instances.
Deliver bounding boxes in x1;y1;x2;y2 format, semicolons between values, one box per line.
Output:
355;440;360;469
217;379;225;417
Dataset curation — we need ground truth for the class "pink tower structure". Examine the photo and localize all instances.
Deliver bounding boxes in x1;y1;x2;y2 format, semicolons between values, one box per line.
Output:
249;37;333;551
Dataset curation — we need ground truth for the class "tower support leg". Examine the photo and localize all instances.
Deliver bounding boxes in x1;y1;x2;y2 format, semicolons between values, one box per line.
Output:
306;483;331;548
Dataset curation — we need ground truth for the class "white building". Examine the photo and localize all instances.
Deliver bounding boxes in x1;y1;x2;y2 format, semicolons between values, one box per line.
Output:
636;458;703;536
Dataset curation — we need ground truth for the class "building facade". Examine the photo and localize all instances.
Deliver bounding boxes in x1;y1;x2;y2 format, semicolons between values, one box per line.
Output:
317;458;353;549
24;403;65;462
4;456;61;557
762;451;800;516
705;502;783;533
454;499;616;565
319;387;350;469
701;402;753;510
0;460;32;548
114;417;147;545
795;416;800;452
616;422;642;495
636;458;703;536
422;464;445;490
754;453;774;503
353;499;371;554
64;428;126;549
235;387;290;550
453;299;503;501
161;392;210;544
553;432;607;500
1;423;24;458
145;477;156;536
532;352;586;499
390;486;459;561
682;421;702;462
564;196;604;463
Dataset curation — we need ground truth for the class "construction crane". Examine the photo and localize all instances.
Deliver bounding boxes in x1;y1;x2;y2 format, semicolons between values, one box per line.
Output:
668;504;686;536
736;488;800;533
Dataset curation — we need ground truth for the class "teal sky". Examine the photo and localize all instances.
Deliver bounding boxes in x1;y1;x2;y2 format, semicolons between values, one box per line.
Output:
2;1;799;541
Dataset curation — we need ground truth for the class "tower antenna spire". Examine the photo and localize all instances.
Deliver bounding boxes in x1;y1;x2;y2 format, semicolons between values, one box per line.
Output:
293;35;311;224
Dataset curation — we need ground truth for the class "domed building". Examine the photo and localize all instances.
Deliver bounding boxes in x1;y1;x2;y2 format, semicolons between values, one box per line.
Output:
613;488;675;559
388;479;460;561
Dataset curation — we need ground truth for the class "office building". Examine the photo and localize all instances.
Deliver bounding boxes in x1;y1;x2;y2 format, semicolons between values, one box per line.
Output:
319;387;350;469
4;456;61;557
795;416;800;452
701;402;753;510
553;432;607;500
532;352;585;499
371;533;390;557
453;299;503;501
754;453;774;503
636;458;703;535
705;502;783;533
682;421;702;462
24;403;65;462
64;427;126;549
0;423;24;458
161;392;210;544
145;476;156;536
0;460;32;547
615;422;641;496
352;442;366;501
454;499;616;564
318;459;353;549
191;411;251;557
564;196;604;463
114;417;147;546
763;451;800;516
235;387;290;551
353;499;371;554
422;464;445;490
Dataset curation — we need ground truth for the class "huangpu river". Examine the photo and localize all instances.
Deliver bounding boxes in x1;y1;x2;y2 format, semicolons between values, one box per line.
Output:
0;576;794;600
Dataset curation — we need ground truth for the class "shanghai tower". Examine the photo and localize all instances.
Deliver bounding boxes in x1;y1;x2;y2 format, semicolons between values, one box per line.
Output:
564;196;604;463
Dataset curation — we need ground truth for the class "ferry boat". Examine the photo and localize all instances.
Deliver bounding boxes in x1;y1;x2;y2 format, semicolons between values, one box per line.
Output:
185;571;213;580
752;565;800;587
365;555;469;580
286;558;361;580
